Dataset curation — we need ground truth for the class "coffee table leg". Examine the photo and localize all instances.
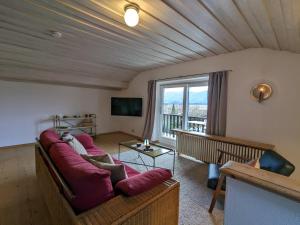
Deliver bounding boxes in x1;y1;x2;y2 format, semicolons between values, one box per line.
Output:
153;158;156;168
138;153;149;171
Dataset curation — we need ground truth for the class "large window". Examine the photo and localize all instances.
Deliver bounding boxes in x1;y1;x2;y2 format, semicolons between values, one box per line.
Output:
159;80;208;141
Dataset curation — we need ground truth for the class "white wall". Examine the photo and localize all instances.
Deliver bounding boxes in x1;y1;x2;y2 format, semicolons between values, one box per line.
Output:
1;48;299;179
115;48;300;180
0;81;118;147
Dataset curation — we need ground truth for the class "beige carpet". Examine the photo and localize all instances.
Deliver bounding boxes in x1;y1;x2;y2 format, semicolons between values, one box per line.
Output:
95;133;224;225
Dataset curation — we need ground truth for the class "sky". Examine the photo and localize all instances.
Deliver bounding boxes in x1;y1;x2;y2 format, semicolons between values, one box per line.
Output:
163;86;208;104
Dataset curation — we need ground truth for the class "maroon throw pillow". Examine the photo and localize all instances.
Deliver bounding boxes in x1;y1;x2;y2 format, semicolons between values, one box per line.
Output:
75;133;95;149
115;168;172;196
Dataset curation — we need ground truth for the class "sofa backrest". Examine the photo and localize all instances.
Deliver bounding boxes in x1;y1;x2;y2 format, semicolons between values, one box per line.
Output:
48;142;115;213
74;133;95;149
39;129;115;213
39;129;62;151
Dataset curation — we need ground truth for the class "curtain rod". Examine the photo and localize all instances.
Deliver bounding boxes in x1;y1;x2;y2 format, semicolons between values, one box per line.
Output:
155;70;232;82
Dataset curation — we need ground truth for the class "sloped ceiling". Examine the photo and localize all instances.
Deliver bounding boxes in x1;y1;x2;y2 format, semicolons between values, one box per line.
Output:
1;0;300;89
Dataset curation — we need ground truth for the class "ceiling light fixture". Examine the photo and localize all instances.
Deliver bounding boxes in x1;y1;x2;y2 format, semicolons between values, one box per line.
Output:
124;4;139;27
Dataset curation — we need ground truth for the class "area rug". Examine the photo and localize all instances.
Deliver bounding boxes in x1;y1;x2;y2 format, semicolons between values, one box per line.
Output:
113;150;224;225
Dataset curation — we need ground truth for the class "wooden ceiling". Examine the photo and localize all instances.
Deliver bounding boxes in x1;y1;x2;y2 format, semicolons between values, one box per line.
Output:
1;0;300;89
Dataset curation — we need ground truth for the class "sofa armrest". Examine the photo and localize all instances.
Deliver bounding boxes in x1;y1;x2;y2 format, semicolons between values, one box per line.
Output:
76;179;179;225
115;168;172;196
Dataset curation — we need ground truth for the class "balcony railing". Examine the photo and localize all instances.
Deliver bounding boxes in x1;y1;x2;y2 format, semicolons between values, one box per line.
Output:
162;114;206;138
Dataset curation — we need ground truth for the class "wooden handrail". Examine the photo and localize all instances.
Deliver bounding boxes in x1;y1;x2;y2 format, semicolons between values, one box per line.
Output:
216;149;251;163
221;161;300;202
173;129;274;150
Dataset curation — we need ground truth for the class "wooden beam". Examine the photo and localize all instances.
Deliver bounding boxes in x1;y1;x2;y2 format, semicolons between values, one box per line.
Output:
233;0;280;49
201;0;261;48
126;0;226;55
163;0;243;51
0;71;129;90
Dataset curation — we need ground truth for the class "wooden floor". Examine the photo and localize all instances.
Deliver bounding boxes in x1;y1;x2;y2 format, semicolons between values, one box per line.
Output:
0;132;223;225
93;132;135;154
0;144;52;225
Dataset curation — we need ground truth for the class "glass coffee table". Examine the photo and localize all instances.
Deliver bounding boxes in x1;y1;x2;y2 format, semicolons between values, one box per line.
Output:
118;140;176;174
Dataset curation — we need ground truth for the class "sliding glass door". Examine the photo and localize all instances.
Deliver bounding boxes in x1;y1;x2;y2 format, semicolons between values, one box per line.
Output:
161;85;185;138
187;85;208;133
159;82;208;142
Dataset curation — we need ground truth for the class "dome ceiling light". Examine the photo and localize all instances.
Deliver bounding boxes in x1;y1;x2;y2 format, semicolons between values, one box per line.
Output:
124;4;139;27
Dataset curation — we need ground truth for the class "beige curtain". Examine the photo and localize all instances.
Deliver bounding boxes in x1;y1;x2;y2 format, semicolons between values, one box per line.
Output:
142;80;156;140
206;71;228;136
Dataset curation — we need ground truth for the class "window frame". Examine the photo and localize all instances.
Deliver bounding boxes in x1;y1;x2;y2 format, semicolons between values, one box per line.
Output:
158;80;208;144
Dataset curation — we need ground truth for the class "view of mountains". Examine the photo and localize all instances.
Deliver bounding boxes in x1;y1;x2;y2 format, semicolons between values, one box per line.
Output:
164;90;208;105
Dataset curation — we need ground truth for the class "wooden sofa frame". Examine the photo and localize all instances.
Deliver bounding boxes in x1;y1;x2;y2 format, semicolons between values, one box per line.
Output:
35;142;180;225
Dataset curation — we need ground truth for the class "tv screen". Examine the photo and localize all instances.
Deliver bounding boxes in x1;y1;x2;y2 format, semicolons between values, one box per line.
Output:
111;97;142;117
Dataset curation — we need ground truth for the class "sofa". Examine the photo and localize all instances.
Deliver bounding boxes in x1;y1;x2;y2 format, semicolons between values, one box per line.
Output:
36;129;179;225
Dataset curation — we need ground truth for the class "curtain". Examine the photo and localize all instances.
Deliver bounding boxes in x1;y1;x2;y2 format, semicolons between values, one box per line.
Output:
142;80;156;140
206;71;228;136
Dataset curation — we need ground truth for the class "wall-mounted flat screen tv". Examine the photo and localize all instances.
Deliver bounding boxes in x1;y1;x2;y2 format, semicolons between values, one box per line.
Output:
111;97;142;117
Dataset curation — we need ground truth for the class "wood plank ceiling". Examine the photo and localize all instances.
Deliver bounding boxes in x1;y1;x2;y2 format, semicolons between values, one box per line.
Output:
1;0;300;89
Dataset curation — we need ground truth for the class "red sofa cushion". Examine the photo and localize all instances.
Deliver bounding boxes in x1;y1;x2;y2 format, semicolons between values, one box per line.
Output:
39;129;61;151
74;136;140;177
115;168;172;196
49;143;115;213
75;133;95;149
85;146;107;156
113;158;140;177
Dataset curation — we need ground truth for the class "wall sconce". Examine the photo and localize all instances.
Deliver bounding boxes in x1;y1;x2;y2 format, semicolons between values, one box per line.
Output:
251;83;272;103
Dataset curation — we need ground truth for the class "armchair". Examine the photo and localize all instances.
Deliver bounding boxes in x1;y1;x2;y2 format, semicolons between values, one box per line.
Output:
207;149;251;190
208;149;295;213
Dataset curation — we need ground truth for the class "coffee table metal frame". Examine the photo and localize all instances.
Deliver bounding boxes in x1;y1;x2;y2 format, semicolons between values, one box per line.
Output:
118;140;176;174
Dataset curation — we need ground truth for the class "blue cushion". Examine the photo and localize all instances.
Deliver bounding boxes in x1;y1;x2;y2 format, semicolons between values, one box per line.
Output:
259;151;285;173
207;164;225;190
